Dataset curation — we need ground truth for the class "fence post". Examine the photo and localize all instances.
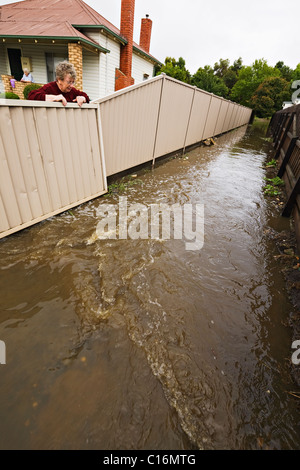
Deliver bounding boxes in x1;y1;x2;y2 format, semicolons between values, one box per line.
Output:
201;94;213;141
152;74;165;167
212;98;223;137
96;103;108;192
183;86;196;154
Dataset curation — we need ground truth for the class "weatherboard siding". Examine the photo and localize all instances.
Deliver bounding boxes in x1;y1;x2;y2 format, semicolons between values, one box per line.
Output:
99;34;120;98
0;45;6;92
0;44;68;89
82;50;100;101
132;52;155;84
82;30;120;99
19;45;48;84
17;44;68;85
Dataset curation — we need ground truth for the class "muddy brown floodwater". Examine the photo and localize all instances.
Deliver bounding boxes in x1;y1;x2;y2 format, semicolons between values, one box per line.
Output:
0;120;300;450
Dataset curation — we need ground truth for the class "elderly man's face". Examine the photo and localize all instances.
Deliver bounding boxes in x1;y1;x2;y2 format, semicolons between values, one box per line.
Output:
57;73;75;93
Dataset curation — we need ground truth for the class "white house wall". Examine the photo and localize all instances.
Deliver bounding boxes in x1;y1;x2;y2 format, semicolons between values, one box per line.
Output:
0;43;68;87
99;35;120;98
83;30;120;100
82;49;100;102
132;52;155;84
20;45;49;84
18;44;68;84
0;44;6;92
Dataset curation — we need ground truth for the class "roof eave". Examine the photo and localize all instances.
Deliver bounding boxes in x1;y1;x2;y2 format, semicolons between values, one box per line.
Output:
0;34;110;53
132;45;162;66
75;25;161;64
73;24;127;45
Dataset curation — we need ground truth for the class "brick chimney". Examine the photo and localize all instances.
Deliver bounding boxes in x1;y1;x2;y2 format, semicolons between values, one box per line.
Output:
139;14;152;53
116;0;135;91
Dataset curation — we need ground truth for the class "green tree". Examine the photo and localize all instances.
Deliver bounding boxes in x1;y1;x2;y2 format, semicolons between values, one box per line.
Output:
292;63;300;81
291;64;300;103
156;57;191;84
223;68;238;91
191;65;229;97
213;58;230;78
213;58;239;91
231;57;243;74
250;76;291;117
275;61;293;82
230;59;280;106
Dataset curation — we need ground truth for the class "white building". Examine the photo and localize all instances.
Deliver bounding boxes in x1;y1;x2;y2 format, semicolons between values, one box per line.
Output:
0;0;161;100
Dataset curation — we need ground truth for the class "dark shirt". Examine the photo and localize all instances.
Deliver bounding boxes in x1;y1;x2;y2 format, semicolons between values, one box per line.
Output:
28;81;90;103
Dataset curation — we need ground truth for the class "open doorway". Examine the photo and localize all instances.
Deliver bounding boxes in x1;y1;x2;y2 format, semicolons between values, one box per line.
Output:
7;48;23;81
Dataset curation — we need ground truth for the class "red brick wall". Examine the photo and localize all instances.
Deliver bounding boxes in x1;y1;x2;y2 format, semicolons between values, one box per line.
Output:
118;0;135;88
1;74;36;99
115;68;134;92
139;16;152;53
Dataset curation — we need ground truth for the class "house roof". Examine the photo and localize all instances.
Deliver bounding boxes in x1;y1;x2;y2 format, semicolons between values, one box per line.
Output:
0;20;109;52
0;0;160;62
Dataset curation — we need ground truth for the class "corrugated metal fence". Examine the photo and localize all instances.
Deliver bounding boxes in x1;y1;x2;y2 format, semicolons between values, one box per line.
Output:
0;74;252;239
94;74;252;176
268;104;300;244
0;101;107;239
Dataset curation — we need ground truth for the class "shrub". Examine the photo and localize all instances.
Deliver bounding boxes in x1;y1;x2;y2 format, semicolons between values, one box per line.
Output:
0;92;20;99
23;83;42;100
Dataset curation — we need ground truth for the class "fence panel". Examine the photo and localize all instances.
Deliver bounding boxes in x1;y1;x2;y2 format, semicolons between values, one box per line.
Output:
202;96;222;140
96;74;252;176
222;102;235;132
97;76;163;176
184;88;212;147
153;77;195;159
0;100;107;239
214;100;230;136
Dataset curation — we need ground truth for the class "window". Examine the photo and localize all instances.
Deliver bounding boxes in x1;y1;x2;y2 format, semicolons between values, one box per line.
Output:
45;53;67;82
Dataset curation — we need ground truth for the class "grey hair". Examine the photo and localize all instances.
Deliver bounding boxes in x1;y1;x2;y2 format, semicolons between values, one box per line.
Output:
23;68;29;73
55;61;76;81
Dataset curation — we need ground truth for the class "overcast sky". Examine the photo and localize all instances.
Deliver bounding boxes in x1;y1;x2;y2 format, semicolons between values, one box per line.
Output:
1;0;299;73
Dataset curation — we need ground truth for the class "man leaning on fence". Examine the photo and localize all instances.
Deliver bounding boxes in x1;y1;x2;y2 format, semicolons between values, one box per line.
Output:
28;61;90;107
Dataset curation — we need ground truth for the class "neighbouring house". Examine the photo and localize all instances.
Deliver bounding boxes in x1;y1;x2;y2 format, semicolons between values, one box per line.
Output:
0;0;161;100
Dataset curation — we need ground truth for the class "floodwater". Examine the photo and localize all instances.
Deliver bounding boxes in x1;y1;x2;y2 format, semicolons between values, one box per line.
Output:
0;121;299;450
